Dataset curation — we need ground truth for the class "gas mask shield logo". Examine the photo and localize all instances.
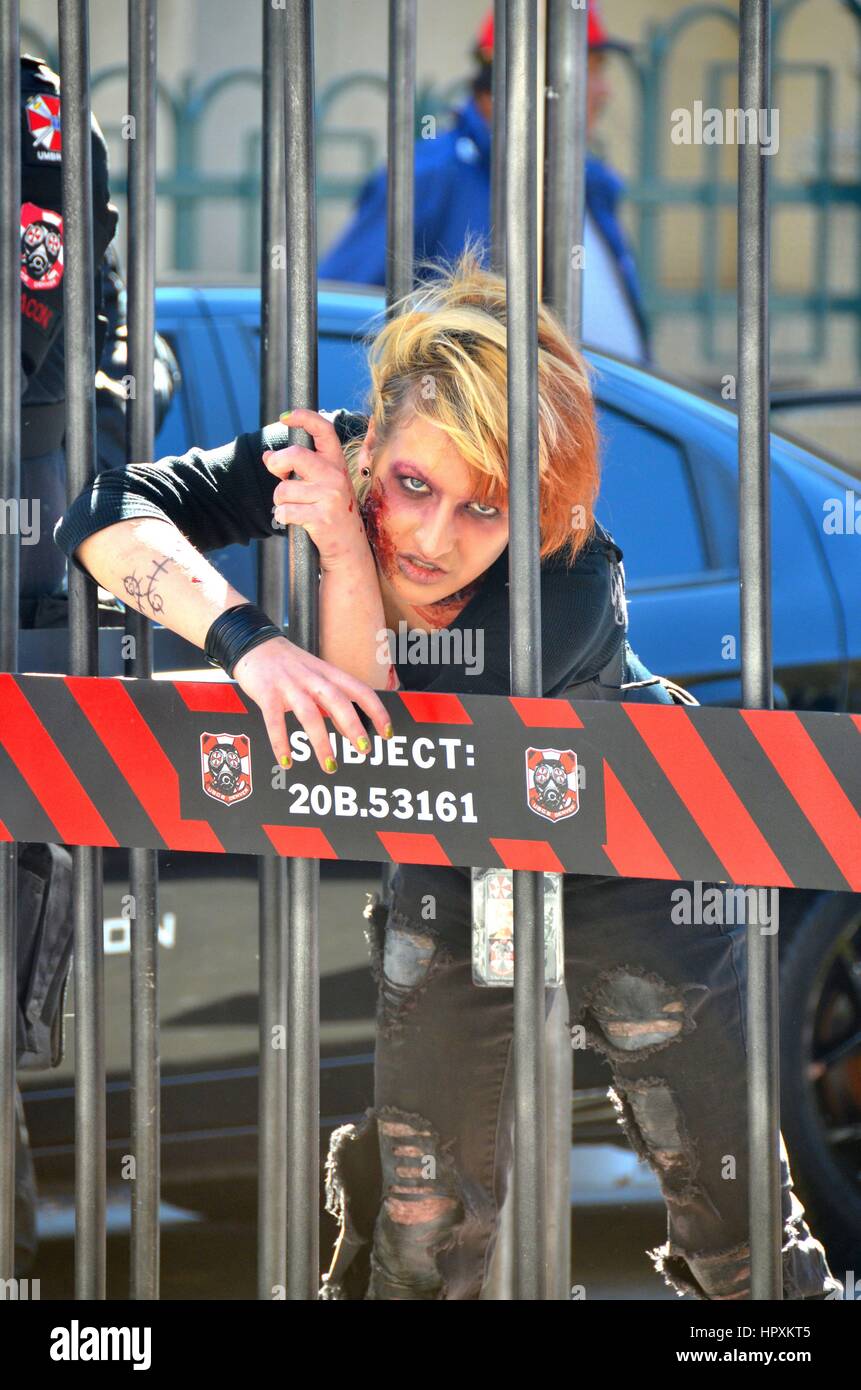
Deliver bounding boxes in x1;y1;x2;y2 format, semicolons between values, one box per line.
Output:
200;732;253;807
525;746;579;823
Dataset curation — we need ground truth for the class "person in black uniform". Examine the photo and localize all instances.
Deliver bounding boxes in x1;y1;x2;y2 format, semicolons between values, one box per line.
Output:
55;251;841;1301
19;53;179;627
19;53;117;618
13;56;178;1275
13;52;120;1278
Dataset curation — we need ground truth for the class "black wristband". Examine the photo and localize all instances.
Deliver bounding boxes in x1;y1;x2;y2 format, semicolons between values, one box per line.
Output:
204;603;284;679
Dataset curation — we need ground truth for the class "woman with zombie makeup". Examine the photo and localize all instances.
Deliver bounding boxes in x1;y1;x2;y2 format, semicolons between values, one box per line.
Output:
55;250;840;1302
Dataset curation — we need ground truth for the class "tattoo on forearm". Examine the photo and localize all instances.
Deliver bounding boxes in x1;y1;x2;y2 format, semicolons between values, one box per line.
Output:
122;557;170;615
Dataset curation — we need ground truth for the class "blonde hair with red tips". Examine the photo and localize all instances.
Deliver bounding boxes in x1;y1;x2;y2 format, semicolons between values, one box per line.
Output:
343;243;601;565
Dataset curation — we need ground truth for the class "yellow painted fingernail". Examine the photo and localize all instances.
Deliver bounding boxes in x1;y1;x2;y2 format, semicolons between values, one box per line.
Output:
280;410;293;422
384;723;394;739
325;756;337;773
357;735;371;753
280;754;291;768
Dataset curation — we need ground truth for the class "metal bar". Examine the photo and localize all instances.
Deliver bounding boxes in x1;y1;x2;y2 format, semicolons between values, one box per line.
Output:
540;2;588;1299
0;16;20;677
542;986;571;1300
378;0;416;909
544;0;587;340
286;856;319;1299
257;0;289;1302
257;860;289;1295
128;851;158;1295
512;871;546;1300
386;0;415;307
534;2;547;296
0;0;21;1283
505;0;547;1301
737;0;781;1301
126;0;160;1301
0;826;14;1284
284;0;320;1301
490;0;506;274
59;0;107;1300
485;0;512;1299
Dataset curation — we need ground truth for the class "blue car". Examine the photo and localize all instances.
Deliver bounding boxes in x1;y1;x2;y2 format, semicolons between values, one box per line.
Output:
152;284;861;714
19;284;861;1282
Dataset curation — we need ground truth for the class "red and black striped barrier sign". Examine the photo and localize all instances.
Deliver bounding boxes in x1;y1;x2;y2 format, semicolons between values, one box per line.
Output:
0;673;858;892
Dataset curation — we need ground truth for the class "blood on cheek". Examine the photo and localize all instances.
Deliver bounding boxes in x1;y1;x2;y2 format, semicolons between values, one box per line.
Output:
359;479;398;579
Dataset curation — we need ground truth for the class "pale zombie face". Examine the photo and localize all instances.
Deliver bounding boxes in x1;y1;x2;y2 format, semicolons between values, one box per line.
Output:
22;221;61;280
357;413;509;625
533;758;570;814
208;744;242;796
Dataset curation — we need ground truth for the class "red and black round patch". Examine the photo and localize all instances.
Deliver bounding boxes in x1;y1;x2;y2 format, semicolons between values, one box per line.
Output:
20;203;64;292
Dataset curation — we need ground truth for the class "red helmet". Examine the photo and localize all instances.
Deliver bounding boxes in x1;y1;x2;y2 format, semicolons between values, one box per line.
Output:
476;1;626;59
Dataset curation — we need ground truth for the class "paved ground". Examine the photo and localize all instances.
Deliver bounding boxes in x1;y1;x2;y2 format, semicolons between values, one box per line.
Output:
20;865;852;1301
27;1144;677;1300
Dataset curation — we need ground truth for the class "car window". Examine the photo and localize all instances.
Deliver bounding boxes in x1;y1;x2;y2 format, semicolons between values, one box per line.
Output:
595;404;708;582
319;333;373;414
153;318;236;456
152;326;194;459
770;401;861;481
240;324;373;423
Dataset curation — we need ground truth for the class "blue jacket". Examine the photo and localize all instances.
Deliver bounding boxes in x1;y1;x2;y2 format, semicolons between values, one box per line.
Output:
319;97;650;356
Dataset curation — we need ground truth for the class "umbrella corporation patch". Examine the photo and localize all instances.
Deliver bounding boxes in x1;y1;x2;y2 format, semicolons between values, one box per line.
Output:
24;92;63;162
20;203;64;292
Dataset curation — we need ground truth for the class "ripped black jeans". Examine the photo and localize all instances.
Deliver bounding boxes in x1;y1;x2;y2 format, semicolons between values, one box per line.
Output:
321;864;842;1302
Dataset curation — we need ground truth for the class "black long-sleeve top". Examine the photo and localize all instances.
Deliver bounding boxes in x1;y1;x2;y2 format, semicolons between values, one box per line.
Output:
54;409;639;698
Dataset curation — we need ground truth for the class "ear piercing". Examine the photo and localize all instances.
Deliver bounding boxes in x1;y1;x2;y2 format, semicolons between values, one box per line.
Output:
360;465;371;477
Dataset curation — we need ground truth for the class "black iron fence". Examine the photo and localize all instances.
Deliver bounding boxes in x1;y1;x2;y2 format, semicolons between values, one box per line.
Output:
20;1;861;374
0;0;855;1302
